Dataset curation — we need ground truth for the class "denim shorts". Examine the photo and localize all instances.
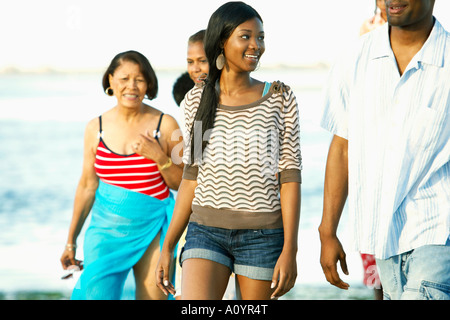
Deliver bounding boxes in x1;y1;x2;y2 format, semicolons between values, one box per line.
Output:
376;238;450;300
180;222;284;281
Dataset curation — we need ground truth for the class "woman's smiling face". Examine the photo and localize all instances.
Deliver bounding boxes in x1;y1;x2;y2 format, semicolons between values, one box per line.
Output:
187;41;209;83
108;60;148;108
223;17;265;73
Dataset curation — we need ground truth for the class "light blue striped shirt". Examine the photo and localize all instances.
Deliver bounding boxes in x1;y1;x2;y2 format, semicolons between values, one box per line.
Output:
320;19;450;259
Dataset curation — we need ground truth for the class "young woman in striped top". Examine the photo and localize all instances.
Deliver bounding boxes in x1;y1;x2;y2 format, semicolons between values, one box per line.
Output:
60;51;183;300
156;2;302;300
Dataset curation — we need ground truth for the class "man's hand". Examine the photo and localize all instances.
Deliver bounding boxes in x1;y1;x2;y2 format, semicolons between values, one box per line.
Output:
319;234;350;290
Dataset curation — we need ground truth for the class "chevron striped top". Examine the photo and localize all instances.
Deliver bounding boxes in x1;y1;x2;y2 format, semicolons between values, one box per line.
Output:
181;81;302;229
94;117;170;200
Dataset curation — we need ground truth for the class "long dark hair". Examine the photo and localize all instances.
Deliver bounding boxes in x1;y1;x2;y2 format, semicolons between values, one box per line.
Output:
190;1;263;163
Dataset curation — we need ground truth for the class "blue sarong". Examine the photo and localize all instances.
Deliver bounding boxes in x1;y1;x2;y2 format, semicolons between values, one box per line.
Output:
71;180;176;300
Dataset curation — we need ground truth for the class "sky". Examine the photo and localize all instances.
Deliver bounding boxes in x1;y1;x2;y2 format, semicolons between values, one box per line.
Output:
1;0;449;72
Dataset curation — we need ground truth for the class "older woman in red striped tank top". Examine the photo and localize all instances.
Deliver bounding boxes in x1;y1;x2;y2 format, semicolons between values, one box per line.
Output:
60;51;183;300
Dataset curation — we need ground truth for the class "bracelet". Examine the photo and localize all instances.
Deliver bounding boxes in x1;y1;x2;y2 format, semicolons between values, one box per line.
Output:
65;244;77;251
159;157;173;171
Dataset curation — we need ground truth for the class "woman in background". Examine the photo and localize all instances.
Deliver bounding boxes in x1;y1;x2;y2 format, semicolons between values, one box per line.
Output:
187;29;209;84
360;0;387;35
60;50;183;300
172;30;209;106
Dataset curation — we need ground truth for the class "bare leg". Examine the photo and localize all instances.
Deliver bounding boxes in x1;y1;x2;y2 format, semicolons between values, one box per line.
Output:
181;258;231;300
236;274;275;300
134;233;172;300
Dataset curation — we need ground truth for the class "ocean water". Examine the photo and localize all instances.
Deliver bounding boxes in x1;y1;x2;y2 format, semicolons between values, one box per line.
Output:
0;68;373;300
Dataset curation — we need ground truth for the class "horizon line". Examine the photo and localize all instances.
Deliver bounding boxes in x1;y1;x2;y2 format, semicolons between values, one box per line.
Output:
0;61;331;75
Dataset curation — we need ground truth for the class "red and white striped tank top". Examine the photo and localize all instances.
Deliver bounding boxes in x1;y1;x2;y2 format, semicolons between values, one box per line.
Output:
94;115;170;200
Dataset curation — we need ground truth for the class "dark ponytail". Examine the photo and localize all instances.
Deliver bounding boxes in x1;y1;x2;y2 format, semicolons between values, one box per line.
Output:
190;1;262;164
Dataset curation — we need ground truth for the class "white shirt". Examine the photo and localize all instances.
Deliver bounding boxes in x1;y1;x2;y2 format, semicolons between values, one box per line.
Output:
320;19;450;259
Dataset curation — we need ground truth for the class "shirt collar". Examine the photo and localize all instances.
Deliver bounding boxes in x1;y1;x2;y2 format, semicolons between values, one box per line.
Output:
370;23;392;60
370;18;446;68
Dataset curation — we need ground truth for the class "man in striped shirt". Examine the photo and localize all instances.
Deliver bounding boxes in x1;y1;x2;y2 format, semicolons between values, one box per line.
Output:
319;0;449;299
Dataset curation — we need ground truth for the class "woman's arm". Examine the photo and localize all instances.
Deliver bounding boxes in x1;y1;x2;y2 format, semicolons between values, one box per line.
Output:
155;178;197;295
271;86;302;298
271;181;301;299
155;114;184;190
60;119;99;269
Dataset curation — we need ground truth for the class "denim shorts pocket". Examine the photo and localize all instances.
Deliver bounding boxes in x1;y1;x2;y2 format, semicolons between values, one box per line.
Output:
258;228;284;236
421;280;450;300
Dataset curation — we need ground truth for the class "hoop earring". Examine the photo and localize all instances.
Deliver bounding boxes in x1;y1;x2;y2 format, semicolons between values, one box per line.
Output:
105;87;114;96
216;52;225;70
